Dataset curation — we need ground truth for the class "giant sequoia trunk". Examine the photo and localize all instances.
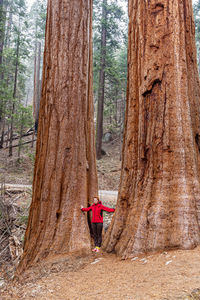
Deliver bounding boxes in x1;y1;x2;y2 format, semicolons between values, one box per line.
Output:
103;0;200;258
17;0;97;273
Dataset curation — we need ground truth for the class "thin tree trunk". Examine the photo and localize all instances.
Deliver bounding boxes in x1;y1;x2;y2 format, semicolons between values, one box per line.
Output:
119;91;126;161
36;42;41;115
33;40;37;121
9;103;15;157
9;28;20;157
32;42;37;143
96;0;107;160
119;99;123;161
5;124;9;147
33;40;41;135
31;129;35;148
0;0;7;123
35;41;41;134
4;7;12;49
17;111;24;160
1;7;12;138
114;89;118;124
17;0;97;274
0;0;5;67
0;118;5;149
103;0;200;258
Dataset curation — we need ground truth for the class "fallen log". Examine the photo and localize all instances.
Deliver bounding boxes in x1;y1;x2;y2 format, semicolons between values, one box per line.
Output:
4;140;37;149
3;184;32;194
2;131;35;144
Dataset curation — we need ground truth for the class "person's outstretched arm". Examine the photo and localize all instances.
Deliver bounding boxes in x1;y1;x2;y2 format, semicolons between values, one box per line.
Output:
101;205;115;212
81;206;92;212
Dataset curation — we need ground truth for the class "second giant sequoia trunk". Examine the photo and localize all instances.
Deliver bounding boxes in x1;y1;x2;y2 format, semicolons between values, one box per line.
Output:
17;0;97;273
103;0;200;258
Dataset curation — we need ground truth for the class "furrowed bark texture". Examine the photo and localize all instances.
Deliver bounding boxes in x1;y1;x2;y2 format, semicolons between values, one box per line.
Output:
103;0;200;258
17;0;97;272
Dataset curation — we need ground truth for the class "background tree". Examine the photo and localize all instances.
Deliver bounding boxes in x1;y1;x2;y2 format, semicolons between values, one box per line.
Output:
0;0;45;154
15;104;33;160
29;0;46;132
0;0;32;152
17;0;98;274
93;0;126;159
0;0;7;146
0;0;7;73
103;0;200;258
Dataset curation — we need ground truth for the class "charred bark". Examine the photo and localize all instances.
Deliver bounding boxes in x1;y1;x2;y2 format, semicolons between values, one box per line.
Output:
17;0;97;273
103;0;200;258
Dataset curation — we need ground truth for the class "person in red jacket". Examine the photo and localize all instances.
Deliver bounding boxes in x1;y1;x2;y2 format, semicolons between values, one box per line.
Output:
81;196;115;252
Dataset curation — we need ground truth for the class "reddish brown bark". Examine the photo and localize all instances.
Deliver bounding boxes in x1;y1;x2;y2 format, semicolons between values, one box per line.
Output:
103;0;200;258
17;0;97;273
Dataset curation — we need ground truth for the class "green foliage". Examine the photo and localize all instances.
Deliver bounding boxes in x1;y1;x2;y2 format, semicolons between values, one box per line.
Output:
15;105;34;134
29;0;47;40
0;0;31;123
1;0;127;153
0;0;46;155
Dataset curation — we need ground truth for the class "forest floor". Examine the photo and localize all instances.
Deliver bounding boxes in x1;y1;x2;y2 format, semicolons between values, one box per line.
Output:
1;247;200;299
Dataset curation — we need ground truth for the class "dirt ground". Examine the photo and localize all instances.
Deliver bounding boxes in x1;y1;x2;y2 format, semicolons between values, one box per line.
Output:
1;247;200;299
97;138;122;190
0;137;35;186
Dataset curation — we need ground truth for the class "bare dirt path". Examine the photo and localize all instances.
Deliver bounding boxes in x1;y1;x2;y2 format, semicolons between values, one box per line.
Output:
2;247;200;300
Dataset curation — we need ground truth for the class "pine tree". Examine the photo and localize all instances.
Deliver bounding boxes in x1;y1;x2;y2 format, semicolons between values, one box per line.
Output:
93;0;126;159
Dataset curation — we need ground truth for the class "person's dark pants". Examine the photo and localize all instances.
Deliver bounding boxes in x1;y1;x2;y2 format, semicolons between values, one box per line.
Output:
92;222;103;247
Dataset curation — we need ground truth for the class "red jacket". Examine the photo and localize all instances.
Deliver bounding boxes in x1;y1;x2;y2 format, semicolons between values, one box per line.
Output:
81;202;115;223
